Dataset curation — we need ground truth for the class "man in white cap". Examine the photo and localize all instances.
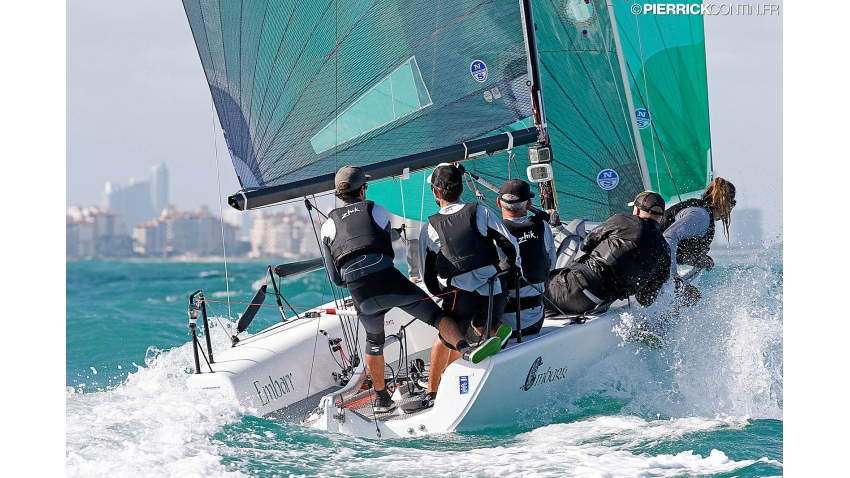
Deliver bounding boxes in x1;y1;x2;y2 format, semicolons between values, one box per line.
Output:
320;165;493;414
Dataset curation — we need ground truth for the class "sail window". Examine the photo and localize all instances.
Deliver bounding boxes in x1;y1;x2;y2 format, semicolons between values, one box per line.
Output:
311;57;433;154
564;0;596;25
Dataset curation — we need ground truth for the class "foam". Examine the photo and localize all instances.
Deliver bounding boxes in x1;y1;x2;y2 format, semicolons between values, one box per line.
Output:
323;417;780;477
66;334;250;477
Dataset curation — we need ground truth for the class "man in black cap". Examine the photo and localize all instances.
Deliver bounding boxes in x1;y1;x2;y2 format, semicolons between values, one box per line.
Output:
543;190;671;316
417;163;520;408
320;165;491;414
497;179;556;337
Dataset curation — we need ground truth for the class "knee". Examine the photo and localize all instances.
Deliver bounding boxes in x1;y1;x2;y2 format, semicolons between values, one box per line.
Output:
436;333;457;351
365;331;385;356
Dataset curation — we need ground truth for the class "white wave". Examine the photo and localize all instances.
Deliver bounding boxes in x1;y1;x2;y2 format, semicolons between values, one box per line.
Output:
66;332;251;478
322;416;779;478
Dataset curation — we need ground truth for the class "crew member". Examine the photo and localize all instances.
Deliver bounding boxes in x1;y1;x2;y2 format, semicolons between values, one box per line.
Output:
497;179;556;337
320;165;486;414
418;163;519;408
543;191;671;316
662;177;737;277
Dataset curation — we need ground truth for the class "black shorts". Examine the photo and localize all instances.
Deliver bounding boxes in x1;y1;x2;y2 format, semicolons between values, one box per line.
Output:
347;266;445;336
440;285;506;334
543;269;600;315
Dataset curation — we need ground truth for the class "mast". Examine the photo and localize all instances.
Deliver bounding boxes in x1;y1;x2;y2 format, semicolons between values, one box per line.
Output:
519;0;559;215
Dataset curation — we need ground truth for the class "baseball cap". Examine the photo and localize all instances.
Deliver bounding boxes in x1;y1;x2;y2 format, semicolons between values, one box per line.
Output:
430;163;464;192
334;165;371;193
498;179;535;203
628;191;665;216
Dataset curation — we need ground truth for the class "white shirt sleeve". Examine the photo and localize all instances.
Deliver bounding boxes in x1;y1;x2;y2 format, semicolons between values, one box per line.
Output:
663;206;711;278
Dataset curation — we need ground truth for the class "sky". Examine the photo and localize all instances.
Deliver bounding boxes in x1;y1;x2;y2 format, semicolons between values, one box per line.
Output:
65;0;783;241
12;1;848;474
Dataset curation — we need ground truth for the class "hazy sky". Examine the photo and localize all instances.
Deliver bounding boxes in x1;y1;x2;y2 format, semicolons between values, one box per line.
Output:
66;1;783;240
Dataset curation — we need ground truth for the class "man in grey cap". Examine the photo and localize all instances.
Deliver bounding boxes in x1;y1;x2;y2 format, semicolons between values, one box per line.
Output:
543;190;672;316
320;165;496;414
497;179;556;337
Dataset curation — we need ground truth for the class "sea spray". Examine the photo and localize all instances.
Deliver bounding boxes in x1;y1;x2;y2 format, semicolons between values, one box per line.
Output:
67;335;249;478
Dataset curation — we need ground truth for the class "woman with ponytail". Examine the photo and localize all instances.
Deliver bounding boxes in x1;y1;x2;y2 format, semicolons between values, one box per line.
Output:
660;177;737;281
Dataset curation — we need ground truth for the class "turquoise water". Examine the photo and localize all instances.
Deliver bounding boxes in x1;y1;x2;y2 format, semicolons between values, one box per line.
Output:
66;248;782;477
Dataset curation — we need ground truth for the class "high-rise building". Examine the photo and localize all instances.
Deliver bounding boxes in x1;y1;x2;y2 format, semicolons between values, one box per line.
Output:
150;163;169;214
248;208;319;259
102;164;170;234
132;205;247;258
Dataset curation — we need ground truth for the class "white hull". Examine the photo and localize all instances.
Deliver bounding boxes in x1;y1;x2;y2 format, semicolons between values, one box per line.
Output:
187;283;625;438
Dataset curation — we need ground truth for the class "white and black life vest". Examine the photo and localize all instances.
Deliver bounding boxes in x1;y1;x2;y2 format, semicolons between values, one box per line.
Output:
428;202;499;279
502;216;550;289
661;198;715;264
327;200;394;270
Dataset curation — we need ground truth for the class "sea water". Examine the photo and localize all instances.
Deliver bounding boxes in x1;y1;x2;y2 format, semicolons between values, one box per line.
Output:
66;247;782;477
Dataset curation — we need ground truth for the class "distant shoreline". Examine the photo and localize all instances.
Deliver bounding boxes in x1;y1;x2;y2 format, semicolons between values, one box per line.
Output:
66;256;312;264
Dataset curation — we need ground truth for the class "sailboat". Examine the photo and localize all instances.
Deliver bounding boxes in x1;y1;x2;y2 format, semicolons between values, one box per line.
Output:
180;0;713;438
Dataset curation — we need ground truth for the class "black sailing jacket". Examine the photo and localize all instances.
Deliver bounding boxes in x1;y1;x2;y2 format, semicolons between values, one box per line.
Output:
572;214;671;306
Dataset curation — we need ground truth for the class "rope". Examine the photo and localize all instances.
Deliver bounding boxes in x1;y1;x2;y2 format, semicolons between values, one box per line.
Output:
209;96;233;321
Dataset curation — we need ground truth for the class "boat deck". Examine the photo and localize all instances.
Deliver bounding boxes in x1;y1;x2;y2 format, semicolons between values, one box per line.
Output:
340;317;592;423
341;385;432;422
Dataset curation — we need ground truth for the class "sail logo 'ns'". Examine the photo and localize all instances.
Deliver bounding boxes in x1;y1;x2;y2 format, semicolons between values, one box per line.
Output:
635;108;651;129
596;169;619;191
470;60;488;83
341;207;361;219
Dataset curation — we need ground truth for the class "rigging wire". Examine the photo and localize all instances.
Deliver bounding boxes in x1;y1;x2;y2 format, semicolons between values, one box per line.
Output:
209;96;233;322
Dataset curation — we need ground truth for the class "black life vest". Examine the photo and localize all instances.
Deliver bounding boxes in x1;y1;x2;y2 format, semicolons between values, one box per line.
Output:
428;202;499;279
661;198;715;264
502;216;550;289
327;200;394;270
585;214;669;300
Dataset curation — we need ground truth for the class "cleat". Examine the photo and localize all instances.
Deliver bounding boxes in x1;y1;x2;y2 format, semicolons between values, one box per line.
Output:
461;336;501;364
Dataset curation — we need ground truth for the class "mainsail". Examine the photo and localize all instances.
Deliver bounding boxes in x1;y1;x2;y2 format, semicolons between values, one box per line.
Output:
182;0;540;210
